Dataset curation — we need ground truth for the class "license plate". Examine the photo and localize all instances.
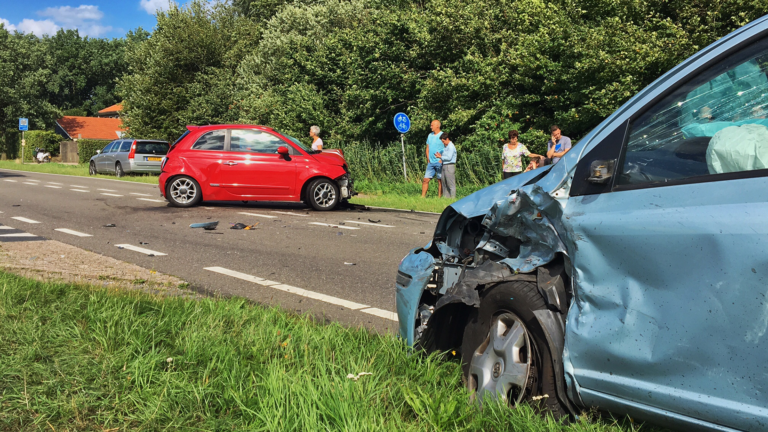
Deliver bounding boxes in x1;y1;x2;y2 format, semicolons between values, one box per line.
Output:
146;157;162;161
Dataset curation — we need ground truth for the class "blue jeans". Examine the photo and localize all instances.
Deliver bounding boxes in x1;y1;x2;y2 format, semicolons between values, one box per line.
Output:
424;162;442;179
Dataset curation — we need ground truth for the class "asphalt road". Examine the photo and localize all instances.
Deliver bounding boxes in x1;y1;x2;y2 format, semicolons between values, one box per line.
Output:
0;168;440;334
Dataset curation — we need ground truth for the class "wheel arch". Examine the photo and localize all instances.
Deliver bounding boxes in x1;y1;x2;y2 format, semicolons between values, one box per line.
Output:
164;174;204;201
299;175;335;202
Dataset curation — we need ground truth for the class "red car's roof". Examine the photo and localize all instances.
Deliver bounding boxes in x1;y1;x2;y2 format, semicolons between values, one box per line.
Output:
186;124;275;132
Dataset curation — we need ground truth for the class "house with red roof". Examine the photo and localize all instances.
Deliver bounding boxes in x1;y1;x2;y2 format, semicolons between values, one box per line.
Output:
55;116;127;141
95;103;123;118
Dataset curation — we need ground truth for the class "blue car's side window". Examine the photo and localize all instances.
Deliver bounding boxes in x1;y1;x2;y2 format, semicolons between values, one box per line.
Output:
618;37;768;187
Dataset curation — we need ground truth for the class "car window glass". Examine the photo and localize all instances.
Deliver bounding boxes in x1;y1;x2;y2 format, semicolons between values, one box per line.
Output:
118;141;131;152
136;142;169;155
191;131;225;151
230;129;286;154
108;142;122;153
619;38;768;186
102;143;114;153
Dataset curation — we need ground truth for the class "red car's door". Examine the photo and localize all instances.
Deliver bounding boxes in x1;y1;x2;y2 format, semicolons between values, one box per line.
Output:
221;129;297;199
184;130;227;195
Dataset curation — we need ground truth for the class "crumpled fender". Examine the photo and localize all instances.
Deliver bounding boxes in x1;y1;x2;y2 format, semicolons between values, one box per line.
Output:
396;248;435;346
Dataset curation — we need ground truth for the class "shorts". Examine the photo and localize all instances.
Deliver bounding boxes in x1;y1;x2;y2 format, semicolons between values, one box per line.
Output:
424;162;442;179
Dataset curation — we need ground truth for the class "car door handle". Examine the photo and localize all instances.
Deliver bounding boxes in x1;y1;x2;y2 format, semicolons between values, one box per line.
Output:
224;161;238;166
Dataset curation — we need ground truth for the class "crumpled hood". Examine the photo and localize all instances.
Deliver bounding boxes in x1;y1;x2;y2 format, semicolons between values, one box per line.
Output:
311;152;346;166
449;166;553;218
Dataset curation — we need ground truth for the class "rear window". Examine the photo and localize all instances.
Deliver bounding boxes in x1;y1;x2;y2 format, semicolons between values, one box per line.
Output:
136;142;169;155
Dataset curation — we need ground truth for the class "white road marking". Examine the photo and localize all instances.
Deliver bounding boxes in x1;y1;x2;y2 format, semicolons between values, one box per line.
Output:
11;217;40;224
70;185;88;188
272;211;309;217
130;192;152;196
137;198;166;203
0;233;37;238
205;267;374;311
97;188;117;192
309;222;359;230
23;182;38;185
54;228;92;237
4;179;17;182
44;185;62;189
70;189;89;193
238;212;277;219
344;220;394;228
359;308;398;321
203;207;214;210
47;182;63;185
100;193;124;197
24;179;39;182
115;244;167;256
0;225;15;230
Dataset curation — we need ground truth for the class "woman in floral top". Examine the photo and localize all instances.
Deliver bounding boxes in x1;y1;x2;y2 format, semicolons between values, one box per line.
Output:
502;130;542;179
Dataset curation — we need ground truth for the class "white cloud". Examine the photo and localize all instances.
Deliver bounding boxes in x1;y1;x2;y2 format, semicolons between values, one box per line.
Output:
38;5;103;27
0;18;17;32
140;0;176;14
17;19;60;37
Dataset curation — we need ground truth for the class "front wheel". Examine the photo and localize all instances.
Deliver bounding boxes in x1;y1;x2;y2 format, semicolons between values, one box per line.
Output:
89;162;97;175
115;162;124;178
307;178;339;211
461;280;567;417
166;176;202;208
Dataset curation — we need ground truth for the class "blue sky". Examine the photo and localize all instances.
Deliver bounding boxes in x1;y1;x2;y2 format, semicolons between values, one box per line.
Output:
0;1;193;39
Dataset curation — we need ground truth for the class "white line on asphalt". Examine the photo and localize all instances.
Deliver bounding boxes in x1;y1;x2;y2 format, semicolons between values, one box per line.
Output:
272;211;309;217
23;182;38;185
97;188;117;192
100;193;124;197
204;267;373;311
3;179;17;182
70;185;88;188
359;308;398;321
54;228;92;237
0;226;15;230
344;220;395;228
44;185;62;189
0;233;37;238
130;192;152;196
47;182;63;185
115;244;167;256
137;198;166;203
309;222;360;230
203;207;214;210
70;189;89;193
11;217;40;224
238;212;277;219
24;179;39;182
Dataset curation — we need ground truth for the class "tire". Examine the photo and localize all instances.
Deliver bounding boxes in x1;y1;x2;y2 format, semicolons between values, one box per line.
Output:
166;176;202;208
115;162;124;178
461;280;567;417
89;162;97;175
307;178;339;211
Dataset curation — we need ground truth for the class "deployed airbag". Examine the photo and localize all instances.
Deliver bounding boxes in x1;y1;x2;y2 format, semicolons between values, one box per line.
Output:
706;123;768;174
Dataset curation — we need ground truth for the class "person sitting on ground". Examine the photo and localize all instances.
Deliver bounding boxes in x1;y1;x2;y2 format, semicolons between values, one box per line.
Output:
435;133;457;198
422;119;444;198
502;130;542;179
310;125;323;151
546;125;571;164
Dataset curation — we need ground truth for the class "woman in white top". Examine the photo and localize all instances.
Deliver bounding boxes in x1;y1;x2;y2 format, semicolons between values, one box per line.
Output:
310;125;323;151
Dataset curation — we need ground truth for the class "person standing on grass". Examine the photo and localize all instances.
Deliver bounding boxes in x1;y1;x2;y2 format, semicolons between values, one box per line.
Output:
422;120;444;198
546;125;571;164
435;133;457;198
310;125;323;151
502;130;542;179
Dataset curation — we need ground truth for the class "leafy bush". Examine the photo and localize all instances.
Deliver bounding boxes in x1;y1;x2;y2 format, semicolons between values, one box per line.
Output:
22;130;62;161
78;139;109;164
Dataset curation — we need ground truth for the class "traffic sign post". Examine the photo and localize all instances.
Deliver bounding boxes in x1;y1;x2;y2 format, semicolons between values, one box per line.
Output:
393;113;411;181
19;118;28;164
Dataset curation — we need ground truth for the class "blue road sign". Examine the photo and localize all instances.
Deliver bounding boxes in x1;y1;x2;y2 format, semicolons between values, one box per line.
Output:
394;113;410;134
19;118;28;131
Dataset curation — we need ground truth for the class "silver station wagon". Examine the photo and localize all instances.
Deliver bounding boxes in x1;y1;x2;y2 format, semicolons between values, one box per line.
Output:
396;15;768;432
89;139;169;177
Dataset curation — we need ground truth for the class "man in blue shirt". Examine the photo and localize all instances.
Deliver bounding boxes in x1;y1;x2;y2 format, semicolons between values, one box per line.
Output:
436;133;457;198
422;120;445;198
546;125;572;164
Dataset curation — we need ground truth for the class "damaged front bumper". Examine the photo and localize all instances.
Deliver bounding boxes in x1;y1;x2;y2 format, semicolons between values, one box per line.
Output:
396;247;435;346
335;174;356;199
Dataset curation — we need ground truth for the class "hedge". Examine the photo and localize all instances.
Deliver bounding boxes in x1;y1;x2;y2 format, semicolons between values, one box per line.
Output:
78;139;110;164
22;131;62;161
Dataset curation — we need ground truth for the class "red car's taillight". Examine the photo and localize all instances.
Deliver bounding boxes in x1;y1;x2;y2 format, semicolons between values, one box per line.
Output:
128;140;137;159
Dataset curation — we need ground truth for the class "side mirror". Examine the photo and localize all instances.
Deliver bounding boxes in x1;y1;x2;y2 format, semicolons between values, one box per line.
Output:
96;150;101;154
277;146;289;156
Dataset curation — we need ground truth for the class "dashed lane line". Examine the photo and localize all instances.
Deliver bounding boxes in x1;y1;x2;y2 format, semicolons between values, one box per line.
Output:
204;267;388;315
54;228;92;237
4;179;17;182
137;198;166;203
24;179;40;182
47;182;62;185
70;189;89;193
100;193;124;197
70;185;88;188
358;308;398;321
0;225;15;230
44;185;62;189
0;233;37;238
130;192;152;196
238;212;277;219
309;222;360;230
272;211;309;217
344;220;394;228
97;188;117;192
11;217;40;224
22;182;38;185
115;244;167;256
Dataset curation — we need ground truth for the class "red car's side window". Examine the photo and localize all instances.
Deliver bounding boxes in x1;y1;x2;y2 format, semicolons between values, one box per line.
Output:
192;131;225;150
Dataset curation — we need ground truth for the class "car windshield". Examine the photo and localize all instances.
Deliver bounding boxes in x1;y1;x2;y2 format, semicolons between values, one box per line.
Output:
283;133;320;154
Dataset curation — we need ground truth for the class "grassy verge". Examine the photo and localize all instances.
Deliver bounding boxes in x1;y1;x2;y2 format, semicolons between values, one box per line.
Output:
0;271;650;431
350;180;485;213
0;160;158;184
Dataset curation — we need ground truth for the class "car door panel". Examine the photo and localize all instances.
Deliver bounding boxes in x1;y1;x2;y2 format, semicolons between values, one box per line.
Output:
221;129;297;198
97;142;115;172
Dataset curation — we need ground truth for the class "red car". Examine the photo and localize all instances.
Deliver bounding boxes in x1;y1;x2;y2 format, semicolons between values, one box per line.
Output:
158;125;355;210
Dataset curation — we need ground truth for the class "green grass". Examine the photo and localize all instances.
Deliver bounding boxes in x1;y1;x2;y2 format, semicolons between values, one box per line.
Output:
351;180;485;213
0;271;653;431
0;161;158;184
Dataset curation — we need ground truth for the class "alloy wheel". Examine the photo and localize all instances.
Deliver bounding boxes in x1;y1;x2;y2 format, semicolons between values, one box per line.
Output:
313;182;337;208
170;178;197;204
89;163;96;175
468;312;532;406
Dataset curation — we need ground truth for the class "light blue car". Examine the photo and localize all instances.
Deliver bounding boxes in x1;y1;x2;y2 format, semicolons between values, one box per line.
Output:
396;15;768;431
